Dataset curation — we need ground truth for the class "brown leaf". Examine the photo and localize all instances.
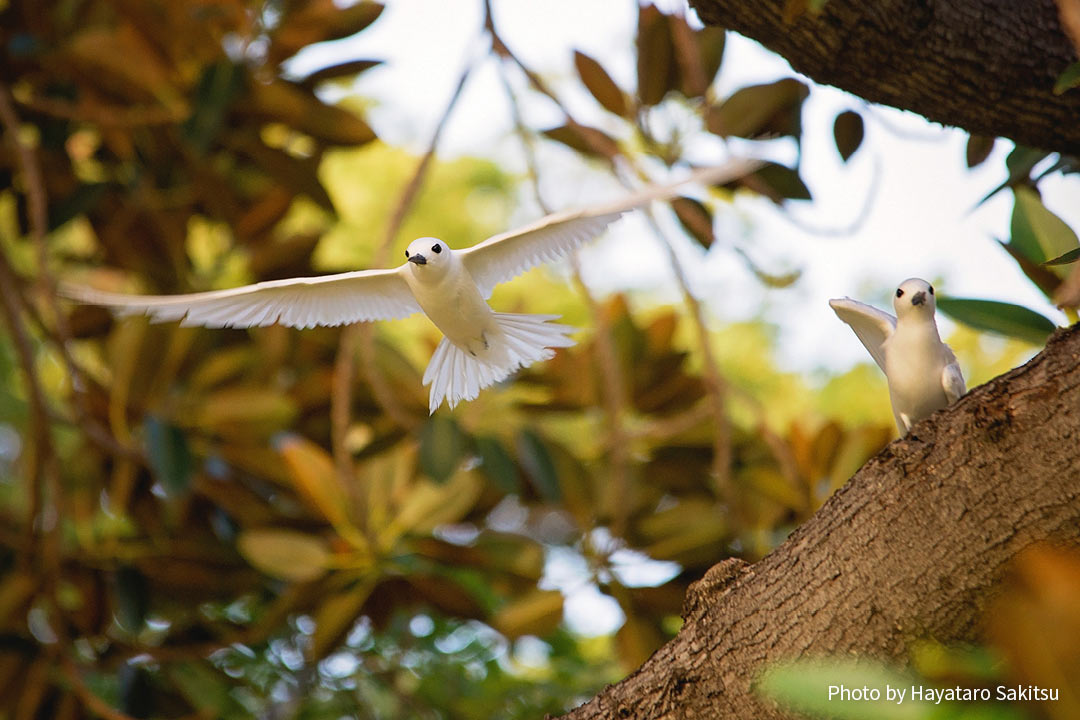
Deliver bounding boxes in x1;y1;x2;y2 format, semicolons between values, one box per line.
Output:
615;613;665;671
272;0;384;64
671;196;715;248
1056;0;1080;56
670;15;708;99
490;589;563;639
309;580;374;660
636;4;677;107
998;239;1062;300
707;78;809;139
407;575;486;619
245;80;377;147
63;24;186;111
988;545;1080;720
226;131;335;210
696;26;727;87
276;434;356;532
541;124;619;159
966;134;996;168
574;50;629;117
300;59;383;89
832;110;864;162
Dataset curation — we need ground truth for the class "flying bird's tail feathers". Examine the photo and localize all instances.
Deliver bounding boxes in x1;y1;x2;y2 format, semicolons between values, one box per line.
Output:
423;313;575;414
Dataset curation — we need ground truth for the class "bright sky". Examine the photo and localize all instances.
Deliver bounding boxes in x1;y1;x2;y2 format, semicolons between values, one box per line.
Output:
289;0;1080;635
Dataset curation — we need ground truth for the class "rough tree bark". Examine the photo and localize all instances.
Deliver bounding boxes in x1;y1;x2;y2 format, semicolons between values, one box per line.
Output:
559;325;1080;719
688;0;1080;155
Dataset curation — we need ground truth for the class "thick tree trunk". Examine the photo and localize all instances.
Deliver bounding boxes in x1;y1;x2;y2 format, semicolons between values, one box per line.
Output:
558;324;1080;720
689;0;1080;155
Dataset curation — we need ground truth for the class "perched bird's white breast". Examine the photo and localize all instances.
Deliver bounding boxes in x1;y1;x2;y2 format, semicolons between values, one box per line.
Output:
883;324;950;421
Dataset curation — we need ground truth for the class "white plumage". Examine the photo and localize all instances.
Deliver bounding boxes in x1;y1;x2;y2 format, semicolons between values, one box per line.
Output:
64;160;758;413
830;278;966;435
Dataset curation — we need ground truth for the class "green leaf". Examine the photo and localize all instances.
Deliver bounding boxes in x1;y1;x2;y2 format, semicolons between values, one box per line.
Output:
974;146;1048;206
144;416;193;498
937;297;1056;345
474;435;519;494
169;661;245;717
419;415;468;484
833;110;864;162
516;429;561;502
1053;61;1080;95
47;183;107;232
1044;247;1080;266
114;566;148;633
183;61;244;153
1009;186;1079;267
758;659;927;720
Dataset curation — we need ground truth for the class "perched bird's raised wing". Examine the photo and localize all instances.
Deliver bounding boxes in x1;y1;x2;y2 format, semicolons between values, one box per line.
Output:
461;160;760;298
829;297;897;372
941;351;966;402
62;268;419;329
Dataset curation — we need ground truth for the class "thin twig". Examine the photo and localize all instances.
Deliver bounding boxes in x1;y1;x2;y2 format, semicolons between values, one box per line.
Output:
0;252;50;562
773;153;881;238
485;13;736;496
494;55;634;535
0;83;134;459
638;205;734;495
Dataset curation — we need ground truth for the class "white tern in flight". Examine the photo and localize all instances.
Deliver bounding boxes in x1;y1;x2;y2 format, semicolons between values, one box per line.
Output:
829;278;966;435
65;161;757;413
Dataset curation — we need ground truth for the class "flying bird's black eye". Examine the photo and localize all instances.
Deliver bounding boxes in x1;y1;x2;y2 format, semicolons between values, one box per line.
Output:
404;250;410;258
896;288;904;298
929;285;935;295
431;244;442;254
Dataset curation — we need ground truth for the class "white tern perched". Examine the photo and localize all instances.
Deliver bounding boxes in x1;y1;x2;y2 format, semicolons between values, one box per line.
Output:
829;278;966;435
65;161;757;413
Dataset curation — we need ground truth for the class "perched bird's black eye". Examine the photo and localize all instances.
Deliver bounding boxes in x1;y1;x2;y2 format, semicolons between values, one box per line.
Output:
896;288;904;298
405;250;410;258
929;285;935;295
431;244;442;254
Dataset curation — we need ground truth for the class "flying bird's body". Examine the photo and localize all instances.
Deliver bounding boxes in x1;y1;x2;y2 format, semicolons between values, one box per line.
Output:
830;278;965;435
64;160;757;413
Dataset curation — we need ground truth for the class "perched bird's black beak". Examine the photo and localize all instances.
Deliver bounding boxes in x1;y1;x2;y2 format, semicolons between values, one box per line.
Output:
911;291;926;306
408;254;427;265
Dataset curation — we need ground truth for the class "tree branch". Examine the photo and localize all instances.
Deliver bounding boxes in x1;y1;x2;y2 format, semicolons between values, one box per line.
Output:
560;324;1080;719
689;0;1080;154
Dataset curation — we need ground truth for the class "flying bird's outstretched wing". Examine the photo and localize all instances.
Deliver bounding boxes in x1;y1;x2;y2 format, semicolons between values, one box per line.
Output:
61;268;419;329
460;159;761;298
941;349;966;402
829;297;897;372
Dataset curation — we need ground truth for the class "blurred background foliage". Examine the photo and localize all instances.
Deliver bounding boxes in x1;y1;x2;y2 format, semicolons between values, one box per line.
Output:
0;0;1077;718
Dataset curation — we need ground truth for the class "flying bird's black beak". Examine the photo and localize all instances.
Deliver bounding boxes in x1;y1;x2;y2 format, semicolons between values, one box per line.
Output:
408;254;427;265
911;291;926;306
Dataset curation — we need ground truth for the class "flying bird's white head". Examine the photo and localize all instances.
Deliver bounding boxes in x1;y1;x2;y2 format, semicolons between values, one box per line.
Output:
404;237;454;281
892;277;936;320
